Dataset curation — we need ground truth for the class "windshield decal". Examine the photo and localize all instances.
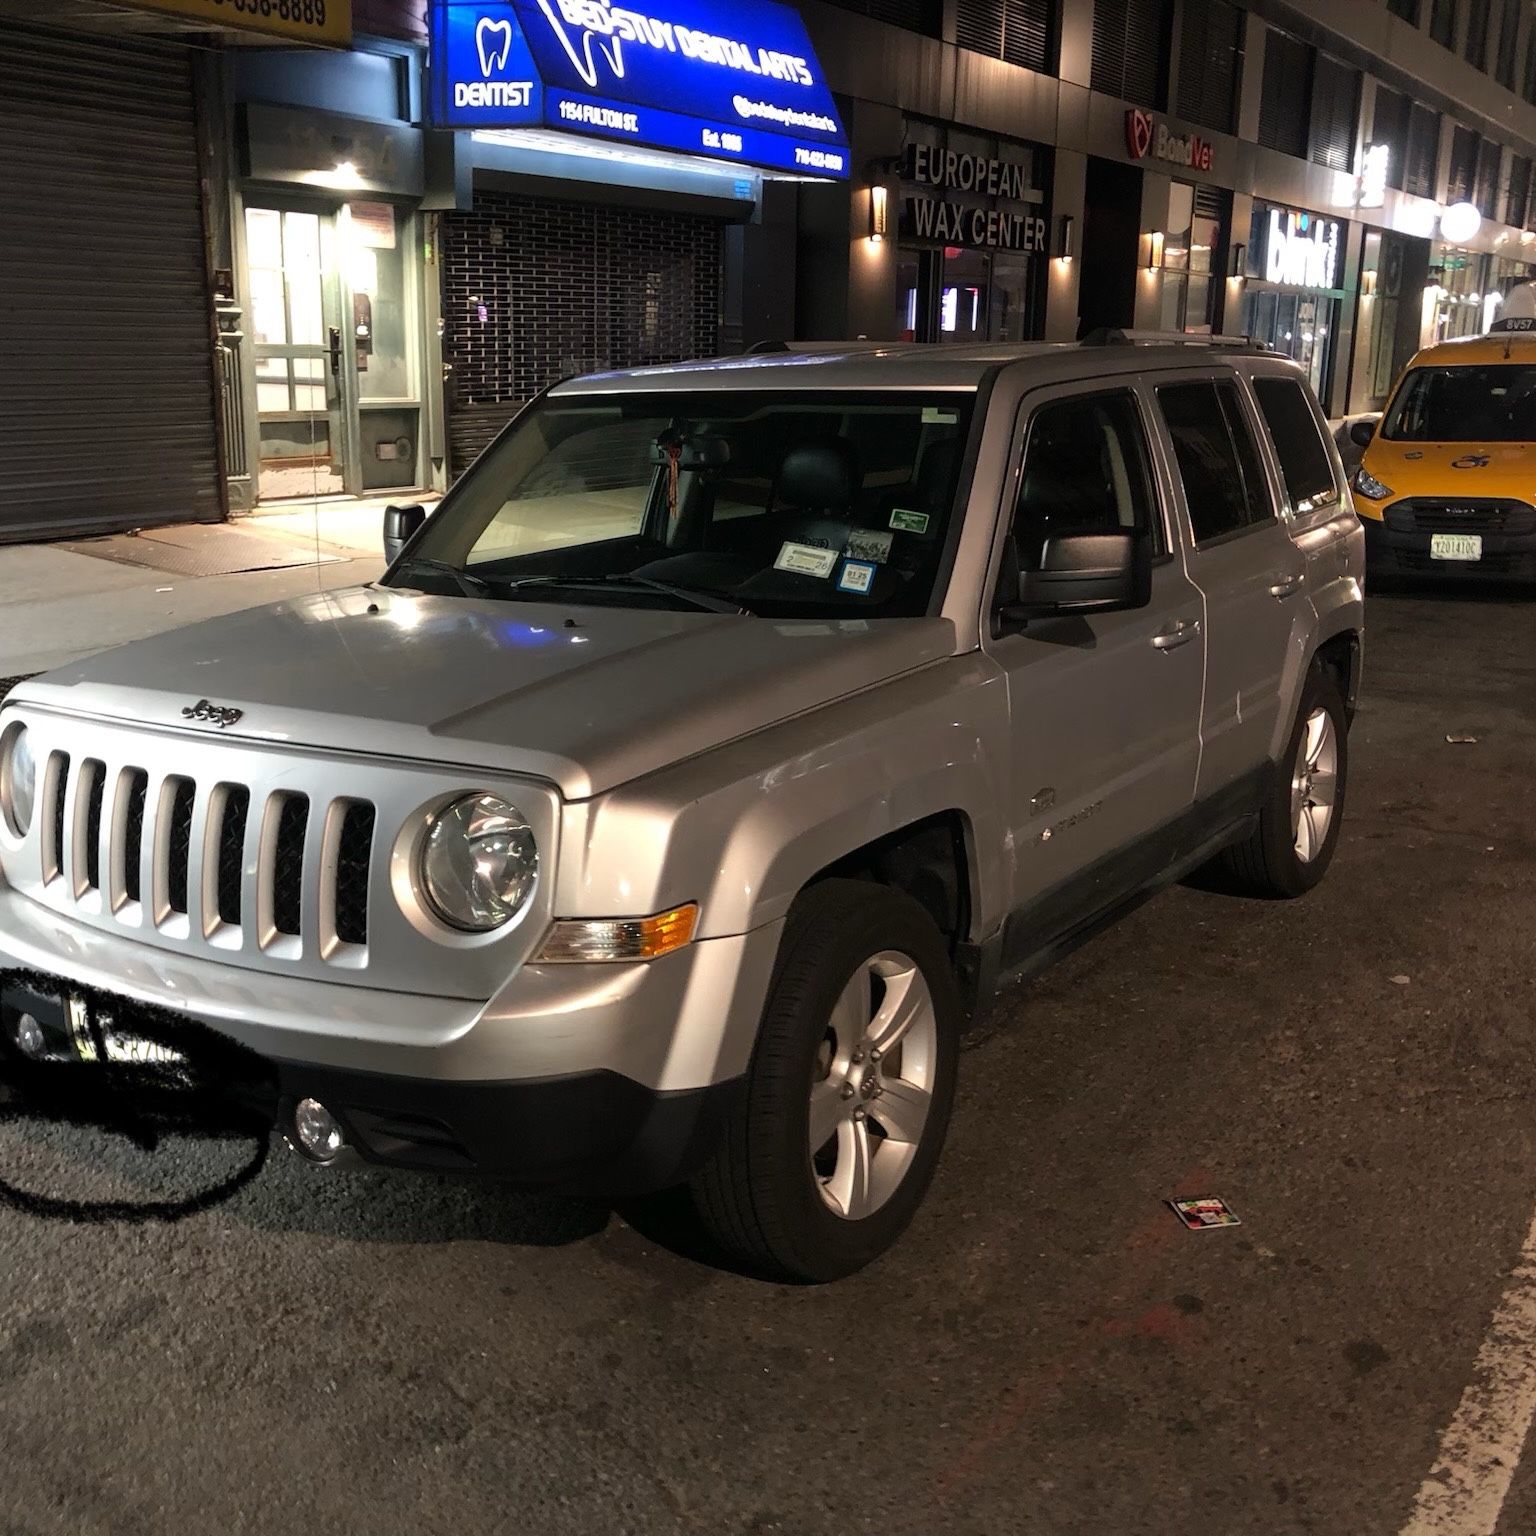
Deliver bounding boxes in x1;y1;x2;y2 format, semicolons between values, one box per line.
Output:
845;528;893;564
837;560;876;594
889;508;930;534
773;541;837;579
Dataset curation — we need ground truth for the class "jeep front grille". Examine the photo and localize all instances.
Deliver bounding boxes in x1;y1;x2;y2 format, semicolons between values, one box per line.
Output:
42;750;376;954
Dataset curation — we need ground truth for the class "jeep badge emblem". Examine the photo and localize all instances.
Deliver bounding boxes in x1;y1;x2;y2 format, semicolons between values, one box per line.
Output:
181;699;244;729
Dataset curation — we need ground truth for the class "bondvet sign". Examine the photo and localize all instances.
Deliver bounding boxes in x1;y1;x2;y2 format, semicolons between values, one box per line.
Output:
1125;109;1214;173
899;142;1047;252
428;0;848;178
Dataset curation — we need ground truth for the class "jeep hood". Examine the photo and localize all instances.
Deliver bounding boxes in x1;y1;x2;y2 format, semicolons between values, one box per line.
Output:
16;587;957;799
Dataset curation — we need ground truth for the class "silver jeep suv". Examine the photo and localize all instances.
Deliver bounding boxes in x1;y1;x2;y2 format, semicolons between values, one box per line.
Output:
0;335;1363;1280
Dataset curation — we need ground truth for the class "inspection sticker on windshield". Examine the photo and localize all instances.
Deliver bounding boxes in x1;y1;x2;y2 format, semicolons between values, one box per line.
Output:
774;541;838;579
922;406;958;425
1169;1196;1241;1231
846;528;894;563
837;560;876;594
889;509;930;535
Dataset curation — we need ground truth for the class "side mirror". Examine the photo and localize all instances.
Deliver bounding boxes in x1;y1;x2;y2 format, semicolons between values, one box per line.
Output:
383;503;427;563
1001;531;1151;624
1349;419;1377;449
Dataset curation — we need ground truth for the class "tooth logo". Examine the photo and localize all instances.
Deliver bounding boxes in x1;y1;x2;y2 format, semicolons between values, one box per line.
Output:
476;15;514;76
536;0;625;88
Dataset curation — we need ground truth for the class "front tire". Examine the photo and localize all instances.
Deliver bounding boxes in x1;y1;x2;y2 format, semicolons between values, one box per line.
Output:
691;879;961;1283
1218;667;1348;898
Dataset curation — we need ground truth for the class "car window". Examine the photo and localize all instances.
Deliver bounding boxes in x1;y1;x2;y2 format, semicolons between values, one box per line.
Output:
1011;391;1161;571
1383;364;1536;442
1157;380;1273;543
1252;377;1340;514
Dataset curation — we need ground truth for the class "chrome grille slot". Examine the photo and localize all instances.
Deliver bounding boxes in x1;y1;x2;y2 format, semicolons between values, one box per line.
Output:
213;785;251;930
43;751;69;884
162;777;196;919
269;792;308;940
114;768;149;912
74;759;105;898
333;801;376;949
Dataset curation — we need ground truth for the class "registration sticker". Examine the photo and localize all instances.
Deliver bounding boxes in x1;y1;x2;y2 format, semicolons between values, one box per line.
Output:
1169;1196;1242;1230
773;541;838;579
921;406;958;425
889;508;930;535
845;528;894;563
837;560;876;594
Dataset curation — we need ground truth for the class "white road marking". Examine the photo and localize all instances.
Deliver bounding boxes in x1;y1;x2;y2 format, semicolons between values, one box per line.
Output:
1400;1206;1536;1536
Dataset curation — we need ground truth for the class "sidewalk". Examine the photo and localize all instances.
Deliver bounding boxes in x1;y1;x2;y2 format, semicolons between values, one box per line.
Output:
0;496;431;679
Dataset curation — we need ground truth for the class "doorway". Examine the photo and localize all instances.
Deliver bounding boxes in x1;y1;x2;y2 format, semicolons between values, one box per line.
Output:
1078;158;1143;338
243;198;425;503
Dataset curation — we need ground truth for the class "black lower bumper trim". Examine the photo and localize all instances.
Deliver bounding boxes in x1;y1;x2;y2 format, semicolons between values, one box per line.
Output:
1363;516;1536;581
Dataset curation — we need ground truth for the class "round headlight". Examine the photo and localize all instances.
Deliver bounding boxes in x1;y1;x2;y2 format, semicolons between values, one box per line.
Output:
1;724;35;838
419;794;538;932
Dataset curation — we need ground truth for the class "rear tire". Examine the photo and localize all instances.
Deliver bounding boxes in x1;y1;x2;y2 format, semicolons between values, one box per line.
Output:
1217;667;1348;898
691;879;961;1283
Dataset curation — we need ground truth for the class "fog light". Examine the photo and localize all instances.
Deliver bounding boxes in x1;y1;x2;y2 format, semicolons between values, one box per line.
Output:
14;1012;47;1061
293;1098;345;1161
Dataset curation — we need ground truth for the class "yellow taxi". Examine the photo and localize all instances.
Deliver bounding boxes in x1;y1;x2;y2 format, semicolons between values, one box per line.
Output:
1351;317;1536;581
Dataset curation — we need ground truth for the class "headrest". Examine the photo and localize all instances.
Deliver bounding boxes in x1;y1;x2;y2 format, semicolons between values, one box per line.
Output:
777;442;859;511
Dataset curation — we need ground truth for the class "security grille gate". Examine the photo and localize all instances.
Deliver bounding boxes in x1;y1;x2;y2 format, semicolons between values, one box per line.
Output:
0;21;220;543
441;190;723;477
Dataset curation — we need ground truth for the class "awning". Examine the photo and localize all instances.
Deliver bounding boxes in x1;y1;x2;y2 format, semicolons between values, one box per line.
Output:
428;0;849;180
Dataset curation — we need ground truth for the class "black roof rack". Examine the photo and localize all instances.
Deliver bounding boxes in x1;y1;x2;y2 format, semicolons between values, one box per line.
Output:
1080;328;1270;351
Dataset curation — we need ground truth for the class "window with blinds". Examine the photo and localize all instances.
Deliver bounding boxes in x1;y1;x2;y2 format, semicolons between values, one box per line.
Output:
1464;0;1491;69
1176;0;1243;133
1429;0;1456;48
1495;0;1520;88
1404;104;1440;196
1386;0;1419;19
1474;137;1501;215
1448;126;1479;203
1525;21;1536;103
1309;54;1357;171
1258;28;1312;160
954;0;1056;72
1506;155;1532;228
1091;0;1173;108
818;0;940;34
1373;84;1409;189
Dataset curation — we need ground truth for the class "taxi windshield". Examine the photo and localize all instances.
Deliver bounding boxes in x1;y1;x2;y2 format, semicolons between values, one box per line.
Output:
388;390;974;618
1383;364;1536;442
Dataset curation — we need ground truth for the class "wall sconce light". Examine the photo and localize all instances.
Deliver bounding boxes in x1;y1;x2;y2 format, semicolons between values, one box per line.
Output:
868;183;888;243
1146;230;1165;271
1056;213;1075;261
1229;241;1246;279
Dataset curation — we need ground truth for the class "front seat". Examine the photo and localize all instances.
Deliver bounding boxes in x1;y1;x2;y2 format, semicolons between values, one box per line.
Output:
769;440;862;553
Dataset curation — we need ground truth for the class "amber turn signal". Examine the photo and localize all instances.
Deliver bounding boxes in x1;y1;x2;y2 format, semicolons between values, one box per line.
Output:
534;903;700;963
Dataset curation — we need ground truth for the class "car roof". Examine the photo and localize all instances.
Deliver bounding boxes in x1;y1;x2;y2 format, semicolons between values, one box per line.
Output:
548;337;1300;396
1403;331;1536;369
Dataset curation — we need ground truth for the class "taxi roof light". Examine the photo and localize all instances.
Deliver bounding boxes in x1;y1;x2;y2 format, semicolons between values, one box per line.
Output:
535;903;699;964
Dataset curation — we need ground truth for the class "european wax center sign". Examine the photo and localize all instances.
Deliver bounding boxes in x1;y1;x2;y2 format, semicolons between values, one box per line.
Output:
900;143;1046;252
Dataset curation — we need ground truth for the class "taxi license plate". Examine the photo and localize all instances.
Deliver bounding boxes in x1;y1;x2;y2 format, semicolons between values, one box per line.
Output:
1431;532;1482;561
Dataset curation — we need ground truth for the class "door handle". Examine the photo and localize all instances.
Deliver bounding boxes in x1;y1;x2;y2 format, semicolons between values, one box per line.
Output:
1151;619;1200;651
328;325;343;381
1269;572;1305;598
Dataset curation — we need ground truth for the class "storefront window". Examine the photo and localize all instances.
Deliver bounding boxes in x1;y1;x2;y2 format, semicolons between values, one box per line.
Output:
1159;182;1223;334
896;119;1048;343
1243;203;1344;399
1429;247;1488;342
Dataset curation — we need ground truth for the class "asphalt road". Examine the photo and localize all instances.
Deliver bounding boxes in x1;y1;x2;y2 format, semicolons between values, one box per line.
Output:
1;584;1534;1536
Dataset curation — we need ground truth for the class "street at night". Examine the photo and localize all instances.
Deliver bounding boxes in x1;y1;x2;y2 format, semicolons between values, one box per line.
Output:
1;583;1531;1535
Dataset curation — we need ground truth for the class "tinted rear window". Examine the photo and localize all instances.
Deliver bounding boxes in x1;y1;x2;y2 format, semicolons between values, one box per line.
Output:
1252;377;1339;514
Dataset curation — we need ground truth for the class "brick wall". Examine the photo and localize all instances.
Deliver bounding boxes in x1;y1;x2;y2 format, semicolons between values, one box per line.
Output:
441;189;723;471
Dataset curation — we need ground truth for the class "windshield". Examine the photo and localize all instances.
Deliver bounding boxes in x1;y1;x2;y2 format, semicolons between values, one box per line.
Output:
389;390;975;618
1382;364;1536;442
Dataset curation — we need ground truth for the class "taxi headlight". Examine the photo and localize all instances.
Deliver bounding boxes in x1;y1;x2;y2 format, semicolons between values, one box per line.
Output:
1;724;36;838
418;794;538;932
1353;466;1394;500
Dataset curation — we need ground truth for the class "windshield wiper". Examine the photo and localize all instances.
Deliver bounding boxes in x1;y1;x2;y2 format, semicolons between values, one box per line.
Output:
500;574;748;616
389;556;495;598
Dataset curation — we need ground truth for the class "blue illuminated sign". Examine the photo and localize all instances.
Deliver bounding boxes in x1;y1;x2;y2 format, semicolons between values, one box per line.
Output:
429;0;849;179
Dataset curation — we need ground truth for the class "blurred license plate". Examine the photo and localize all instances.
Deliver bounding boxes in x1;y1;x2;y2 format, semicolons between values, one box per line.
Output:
1431;533;1482;561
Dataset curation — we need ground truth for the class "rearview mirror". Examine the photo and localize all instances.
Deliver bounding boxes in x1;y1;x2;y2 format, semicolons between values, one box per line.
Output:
1348;419;1377;449
1001;531;1151;624
383;503;427;563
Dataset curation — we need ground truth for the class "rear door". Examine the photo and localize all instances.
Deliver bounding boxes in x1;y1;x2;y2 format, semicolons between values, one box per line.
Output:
1151;374;1305;802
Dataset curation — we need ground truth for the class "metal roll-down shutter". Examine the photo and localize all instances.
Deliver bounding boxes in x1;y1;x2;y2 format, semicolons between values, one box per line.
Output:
0;20;220;543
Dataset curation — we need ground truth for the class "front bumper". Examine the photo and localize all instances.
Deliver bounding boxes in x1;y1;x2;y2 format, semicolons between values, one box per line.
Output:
1362;503;1536;581
0;882;780;1194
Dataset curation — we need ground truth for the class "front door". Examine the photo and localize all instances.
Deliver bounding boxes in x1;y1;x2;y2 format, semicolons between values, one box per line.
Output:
245;202;349;500
985;385;1205;928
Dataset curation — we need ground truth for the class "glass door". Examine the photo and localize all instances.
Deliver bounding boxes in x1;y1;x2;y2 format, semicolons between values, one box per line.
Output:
245;203;348;500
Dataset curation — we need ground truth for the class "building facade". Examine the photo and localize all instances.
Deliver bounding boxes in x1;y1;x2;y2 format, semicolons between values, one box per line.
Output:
6;0;1536;538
